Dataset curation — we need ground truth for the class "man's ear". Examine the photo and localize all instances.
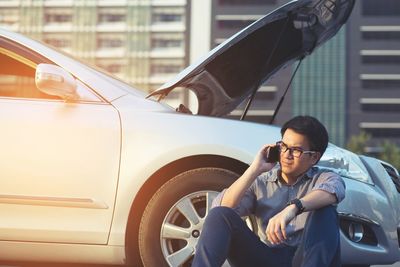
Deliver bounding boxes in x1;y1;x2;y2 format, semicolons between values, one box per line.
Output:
312;152;321;165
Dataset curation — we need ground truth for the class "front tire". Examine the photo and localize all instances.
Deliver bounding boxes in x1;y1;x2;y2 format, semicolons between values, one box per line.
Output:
138;167;239;267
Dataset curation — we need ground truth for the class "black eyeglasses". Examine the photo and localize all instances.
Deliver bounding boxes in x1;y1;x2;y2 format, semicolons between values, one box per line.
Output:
276;141;316;158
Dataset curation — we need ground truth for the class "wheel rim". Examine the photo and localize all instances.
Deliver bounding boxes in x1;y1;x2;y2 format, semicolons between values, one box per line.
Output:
160;190;219;267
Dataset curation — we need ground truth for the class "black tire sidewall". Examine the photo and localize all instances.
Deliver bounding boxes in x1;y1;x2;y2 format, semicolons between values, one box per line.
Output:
139;167;239;267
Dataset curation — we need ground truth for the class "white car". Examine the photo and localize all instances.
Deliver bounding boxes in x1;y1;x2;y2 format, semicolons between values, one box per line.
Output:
0;0;399;267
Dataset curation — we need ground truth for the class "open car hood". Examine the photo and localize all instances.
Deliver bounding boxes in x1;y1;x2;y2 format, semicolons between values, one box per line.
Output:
147;0;355;116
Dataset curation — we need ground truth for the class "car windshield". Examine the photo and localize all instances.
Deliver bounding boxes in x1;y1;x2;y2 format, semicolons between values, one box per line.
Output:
84;64;147;97
16;34;149;99
50;45;148;98
318;144;371;184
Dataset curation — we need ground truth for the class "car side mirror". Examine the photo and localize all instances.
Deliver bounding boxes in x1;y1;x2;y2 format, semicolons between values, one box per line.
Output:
35;63;79;101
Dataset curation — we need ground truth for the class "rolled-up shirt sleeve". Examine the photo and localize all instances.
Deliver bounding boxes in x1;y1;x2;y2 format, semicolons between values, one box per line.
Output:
211;189;226;208
211;185;257;217
312;171;346;203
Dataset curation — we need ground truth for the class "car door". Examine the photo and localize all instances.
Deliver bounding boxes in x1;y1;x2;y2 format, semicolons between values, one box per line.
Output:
0;38;121;245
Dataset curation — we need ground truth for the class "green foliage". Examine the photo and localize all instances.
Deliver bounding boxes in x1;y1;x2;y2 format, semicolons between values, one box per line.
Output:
346;131;371;155
379;140;400;170
346;131;400;170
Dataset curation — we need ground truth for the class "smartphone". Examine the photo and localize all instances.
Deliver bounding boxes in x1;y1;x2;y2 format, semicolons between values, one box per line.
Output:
265;146;280;163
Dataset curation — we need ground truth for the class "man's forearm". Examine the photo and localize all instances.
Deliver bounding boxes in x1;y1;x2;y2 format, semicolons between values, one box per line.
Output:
220;166;260;208
221;144;276;208
266;189;338;245
298;189;337;213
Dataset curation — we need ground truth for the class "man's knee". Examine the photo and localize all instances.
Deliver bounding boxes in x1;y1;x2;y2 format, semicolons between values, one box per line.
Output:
303;205;340;246
308;205;338;227
293;206;341;267
303;205;340;245
206;206;241;226
207;206;238;219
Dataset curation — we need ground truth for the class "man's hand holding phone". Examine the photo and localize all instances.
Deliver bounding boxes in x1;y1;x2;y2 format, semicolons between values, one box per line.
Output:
250;144;280;175
265;145;280;163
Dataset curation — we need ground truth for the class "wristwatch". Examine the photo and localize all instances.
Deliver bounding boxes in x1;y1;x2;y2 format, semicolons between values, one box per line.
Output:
287;198;305;215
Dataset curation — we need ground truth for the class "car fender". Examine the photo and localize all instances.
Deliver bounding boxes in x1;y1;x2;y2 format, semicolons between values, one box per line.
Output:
107;94;281;247
339;156;400;264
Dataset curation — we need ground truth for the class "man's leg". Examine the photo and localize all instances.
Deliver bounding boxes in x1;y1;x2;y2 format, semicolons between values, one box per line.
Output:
292;205;341;267
192;206;296;267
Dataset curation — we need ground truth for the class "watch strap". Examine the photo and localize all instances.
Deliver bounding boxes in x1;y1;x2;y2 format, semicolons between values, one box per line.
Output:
287;198;305;215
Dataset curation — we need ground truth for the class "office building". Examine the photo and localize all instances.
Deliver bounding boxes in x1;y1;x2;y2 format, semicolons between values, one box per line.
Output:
346;0;400;151
0;0;189;105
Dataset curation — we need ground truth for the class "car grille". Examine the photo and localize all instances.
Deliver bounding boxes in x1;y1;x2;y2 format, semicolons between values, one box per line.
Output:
381;163;400;193
398;227;400;248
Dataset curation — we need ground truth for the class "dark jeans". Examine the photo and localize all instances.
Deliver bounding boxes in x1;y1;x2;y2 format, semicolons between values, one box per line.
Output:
192;206;340;267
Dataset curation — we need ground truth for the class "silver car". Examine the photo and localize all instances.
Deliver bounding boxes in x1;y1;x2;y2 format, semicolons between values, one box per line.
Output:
0;0;399;266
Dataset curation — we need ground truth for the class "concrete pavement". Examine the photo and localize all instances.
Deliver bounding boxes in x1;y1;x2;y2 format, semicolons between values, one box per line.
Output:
373;263;400;267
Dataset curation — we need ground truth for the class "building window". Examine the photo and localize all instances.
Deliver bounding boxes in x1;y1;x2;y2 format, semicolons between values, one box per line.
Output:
0;8;19;27
254;86;277;100
98;8;126;24
151;64;182;74
361;74;400;89
153;13;182;23
97;37;124;49
150;59;184;75
362;31;400;40
152;7;185;24
364;128;400;138
96;61;123;74
44;8;73;24
152;39;182;49
217;19;254;29
44;38;71;49
362;0;400;16
104;64;122;74
362;55;400;64
98;13;125;23
361;103;400;112
362;79;400;89
151;33;184;50
361;101;400;112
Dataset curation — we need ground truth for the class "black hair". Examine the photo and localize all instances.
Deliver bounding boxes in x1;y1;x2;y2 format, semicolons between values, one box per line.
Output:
280;115;329;156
